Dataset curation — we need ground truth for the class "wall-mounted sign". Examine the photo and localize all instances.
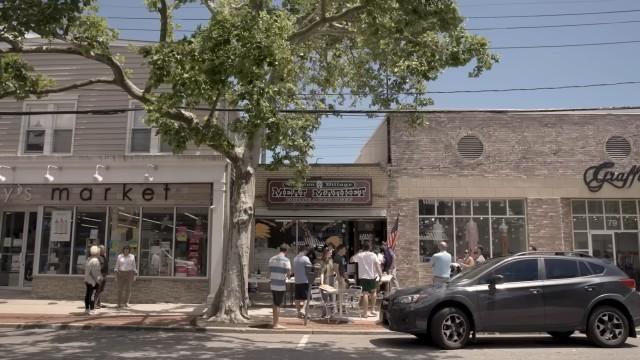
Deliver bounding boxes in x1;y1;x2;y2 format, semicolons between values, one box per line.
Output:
267;178;372;207
50;210;72;242
584;162;640;192
0;183;212;206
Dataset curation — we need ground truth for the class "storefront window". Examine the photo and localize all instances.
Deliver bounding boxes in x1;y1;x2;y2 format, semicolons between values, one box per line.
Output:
174;207;208;277
72;207;107;275
254;219;297;274
418;199;527;262
140;208;174;276
40;207;74;274
108;207;140;273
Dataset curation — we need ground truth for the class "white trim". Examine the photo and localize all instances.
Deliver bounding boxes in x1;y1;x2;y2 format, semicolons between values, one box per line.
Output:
126;100;173;155
19;100;77;156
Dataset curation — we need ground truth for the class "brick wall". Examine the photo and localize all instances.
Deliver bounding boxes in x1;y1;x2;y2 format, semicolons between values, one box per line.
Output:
526;198;563;251
32;275;209;303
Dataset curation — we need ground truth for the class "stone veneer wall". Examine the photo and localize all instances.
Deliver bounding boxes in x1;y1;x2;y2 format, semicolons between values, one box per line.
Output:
526;198;564;251
32;275;209;303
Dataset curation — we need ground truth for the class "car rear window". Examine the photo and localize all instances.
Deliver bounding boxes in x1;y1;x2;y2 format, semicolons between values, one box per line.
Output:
579;261;593;276
545;259;579;279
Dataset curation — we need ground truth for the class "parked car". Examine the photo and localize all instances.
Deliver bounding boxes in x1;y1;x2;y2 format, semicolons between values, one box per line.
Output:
380;252;640;350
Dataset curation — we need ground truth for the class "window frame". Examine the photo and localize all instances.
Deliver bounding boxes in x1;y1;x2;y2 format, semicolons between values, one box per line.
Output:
126;101;173;155
479;258;541;284
20;100;77;156
543;258;580;280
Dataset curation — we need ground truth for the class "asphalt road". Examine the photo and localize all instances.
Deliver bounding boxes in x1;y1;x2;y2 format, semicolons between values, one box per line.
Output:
1;328;639;360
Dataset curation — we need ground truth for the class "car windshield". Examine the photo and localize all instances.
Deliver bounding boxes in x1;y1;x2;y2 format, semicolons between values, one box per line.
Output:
449;257;504;283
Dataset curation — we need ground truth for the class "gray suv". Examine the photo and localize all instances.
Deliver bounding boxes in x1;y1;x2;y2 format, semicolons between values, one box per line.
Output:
380;252;640;350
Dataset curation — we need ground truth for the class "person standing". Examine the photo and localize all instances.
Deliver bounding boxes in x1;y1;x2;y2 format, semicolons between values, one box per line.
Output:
269;245;291;329
114;245;137;308
431;241;452;288
84;246;102;315
382;241;400;289
474;245;486;264
351;242;383;318
293;246;313;318
94;245;108;308
332;245;349;290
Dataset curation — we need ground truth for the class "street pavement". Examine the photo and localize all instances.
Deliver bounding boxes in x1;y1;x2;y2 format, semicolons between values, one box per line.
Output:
1;328;639;360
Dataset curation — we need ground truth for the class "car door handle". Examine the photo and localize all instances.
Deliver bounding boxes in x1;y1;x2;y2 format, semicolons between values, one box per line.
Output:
529;288;542;294
584;286;595;292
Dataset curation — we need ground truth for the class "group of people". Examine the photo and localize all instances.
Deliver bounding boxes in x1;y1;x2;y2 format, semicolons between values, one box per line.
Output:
431;242;487;287
82;244;139;315
267;241;398;328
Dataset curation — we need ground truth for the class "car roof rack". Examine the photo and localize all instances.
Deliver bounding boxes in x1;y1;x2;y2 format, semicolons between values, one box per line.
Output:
513;251;593;258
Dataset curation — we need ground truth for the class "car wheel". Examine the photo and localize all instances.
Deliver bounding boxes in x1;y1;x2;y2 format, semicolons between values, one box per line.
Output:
548;331;574;341
587;306;629;348
429;307;470;350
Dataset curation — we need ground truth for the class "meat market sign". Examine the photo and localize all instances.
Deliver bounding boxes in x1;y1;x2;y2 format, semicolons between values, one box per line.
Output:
584;162;640;192
267;178;372;207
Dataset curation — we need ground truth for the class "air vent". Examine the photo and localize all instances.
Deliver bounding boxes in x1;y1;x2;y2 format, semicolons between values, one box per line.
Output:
457;135;484;160
606;136;631;160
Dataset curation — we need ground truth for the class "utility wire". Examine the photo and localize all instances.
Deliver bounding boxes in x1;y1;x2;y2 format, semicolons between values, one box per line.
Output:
492;39;640;49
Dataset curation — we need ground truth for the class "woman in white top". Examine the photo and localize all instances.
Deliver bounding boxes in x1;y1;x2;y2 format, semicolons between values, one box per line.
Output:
114;245;137;308
84;246;103;315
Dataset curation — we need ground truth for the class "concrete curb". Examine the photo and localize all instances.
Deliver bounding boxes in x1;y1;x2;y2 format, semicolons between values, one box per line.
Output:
0;322;391;335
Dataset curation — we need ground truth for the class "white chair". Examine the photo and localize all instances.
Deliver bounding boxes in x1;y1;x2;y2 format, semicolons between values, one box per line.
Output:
344;286;363;316
307;286;336;323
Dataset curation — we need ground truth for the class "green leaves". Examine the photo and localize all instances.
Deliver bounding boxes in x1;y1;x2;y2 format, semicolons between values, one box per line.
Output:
0;54;53;99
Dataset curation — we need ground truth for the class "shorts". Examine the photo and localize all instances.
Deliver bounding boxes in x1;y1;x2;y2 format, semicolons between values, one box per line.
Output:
358;278;378;293
294;283;310;300
272;291;285;307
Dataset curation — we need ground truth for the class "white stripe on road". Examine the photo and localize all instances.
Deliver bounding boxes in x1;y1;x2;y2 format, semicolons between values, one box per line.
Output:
297;334;310;349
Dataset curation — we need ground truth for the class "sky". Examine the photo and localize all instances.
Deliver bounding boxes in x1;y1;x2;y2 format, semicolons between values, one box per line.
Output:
97;0;640;163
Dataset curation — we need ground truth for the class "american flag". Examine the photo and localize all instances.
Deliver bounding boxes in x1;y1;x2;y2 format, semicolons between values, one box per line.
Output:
389;214;399;251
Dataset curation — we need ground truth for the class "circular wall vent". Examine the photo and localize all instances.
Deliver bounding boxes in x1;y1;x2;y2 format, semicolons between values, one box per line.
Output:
606;136;631;160
457;135;484;160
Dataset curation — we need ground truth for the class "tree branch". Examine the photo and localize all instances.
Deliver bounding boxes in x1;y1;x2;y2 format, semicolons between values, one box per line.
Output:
0;34;21;50
289;4;366;44
201;0;216;14
0;77;115;98
2;45;147;103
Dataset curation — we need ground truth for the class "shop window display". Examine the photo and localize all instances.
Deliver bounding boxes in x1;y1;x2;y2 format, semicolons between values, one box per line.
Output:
140;208;174;276
40;207;74;274
72;207;107;275
108;207;141;273
418;199;527;262
174;208;208;277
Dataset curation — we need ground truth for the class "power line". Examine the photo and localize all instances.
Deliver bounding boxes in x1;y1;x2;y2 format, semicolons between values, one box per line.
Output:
491;39;640;49
2;106;640;116
458;0;623;8
468;19;640;31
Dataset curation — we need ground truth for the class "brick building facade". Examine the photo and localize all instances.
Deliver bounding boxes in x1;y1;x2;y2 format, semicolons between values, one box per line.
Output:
358;110;640;287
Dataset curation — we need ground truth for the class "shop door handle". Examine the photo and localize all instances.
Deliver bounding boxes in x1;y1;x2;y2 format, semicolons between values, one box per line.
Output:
529;288;542;294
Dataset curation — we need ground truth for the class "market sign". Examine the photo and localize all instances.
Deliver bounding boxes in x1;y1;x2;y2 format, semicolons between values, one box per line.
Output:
583;162;640;192
267;178;372;207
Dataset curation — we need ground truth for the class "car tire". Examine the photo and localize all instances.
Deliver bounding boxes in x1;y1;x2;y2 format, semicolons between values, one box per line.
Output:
587;306;629;348
548;331;574;341
429;307;470;350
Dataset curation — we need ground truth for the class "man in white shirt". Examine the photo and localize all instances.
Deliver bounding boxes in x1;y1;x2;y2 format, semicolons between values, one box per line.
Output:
431;241;452;288
351;242;383;318
269;245;291;329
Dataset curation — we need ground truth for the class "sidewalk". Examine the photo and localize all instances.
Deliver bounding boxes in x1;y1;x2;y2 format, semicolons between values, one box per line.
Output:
0;297;387;334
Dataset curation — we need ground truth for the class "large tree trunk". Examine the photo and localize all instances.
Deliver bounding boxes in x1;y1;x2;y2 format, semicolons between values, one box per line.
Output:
207;156;258;322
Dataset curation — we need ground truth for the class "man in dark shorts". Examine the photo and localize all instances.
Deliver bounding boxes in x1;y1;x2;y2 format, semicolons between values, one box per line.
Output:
269;245;291;329
351;242;383;318
293;246;313;318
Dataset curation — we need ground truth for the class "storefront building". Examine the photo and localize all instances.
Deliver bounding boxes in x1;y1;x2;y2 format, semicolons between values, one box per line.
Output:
357;110;640;288
0;42;228;302
251;165;388;279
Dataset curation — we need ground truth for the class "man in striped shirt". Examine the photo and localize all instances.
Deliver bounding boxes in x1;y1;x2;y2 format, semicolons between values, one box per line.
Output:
269;245;291;329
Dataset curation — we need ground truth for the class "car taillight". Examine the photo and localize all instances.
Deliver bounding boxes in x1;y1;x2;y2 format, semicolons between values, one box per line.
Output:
621;278;636;289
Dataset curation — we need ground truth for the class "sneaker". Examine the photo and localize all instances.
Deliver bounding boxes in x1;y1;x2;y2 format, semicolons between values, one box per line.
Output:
84;309;91;315
89;310;97;315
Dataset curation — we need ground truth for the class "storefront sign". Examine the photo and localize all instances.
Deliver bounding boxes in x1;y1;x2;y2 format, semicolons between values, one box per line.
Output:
0;183;212;206
267;178;372;207
584;162;640;192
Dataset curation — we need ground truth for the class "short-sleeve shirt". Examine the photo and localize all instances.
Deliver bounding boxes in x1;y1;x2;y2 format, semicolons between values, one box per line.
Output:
269;254;291;292
293;254;313;284
351;251;381;280
432;251;452;278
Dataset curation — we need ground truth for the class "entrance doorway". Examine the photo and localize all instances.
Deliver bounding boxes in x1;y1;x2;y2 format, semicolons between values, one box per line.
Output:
0;211;38;288
590;232;640;287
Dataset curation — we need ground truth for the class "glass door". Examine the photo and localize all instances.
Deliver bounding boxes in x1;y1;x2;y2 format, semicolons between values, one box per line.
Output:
614;232;640;288
591;233;614;263
0;211;38;288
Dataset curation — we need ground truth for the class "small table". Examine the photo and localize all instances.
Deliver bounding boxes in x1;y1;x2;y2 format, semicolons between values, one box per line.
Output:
320;284;353;324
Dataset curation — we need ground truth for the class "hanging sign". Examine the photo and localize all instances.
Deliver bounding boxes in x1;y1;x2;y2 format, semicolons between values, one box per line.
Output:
267;178;372;207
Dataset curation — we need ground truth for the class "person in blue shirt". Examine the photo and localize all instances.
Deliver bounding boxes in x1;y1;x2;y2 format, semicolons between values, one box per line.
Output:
431;241;452;288
293;246;313;318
